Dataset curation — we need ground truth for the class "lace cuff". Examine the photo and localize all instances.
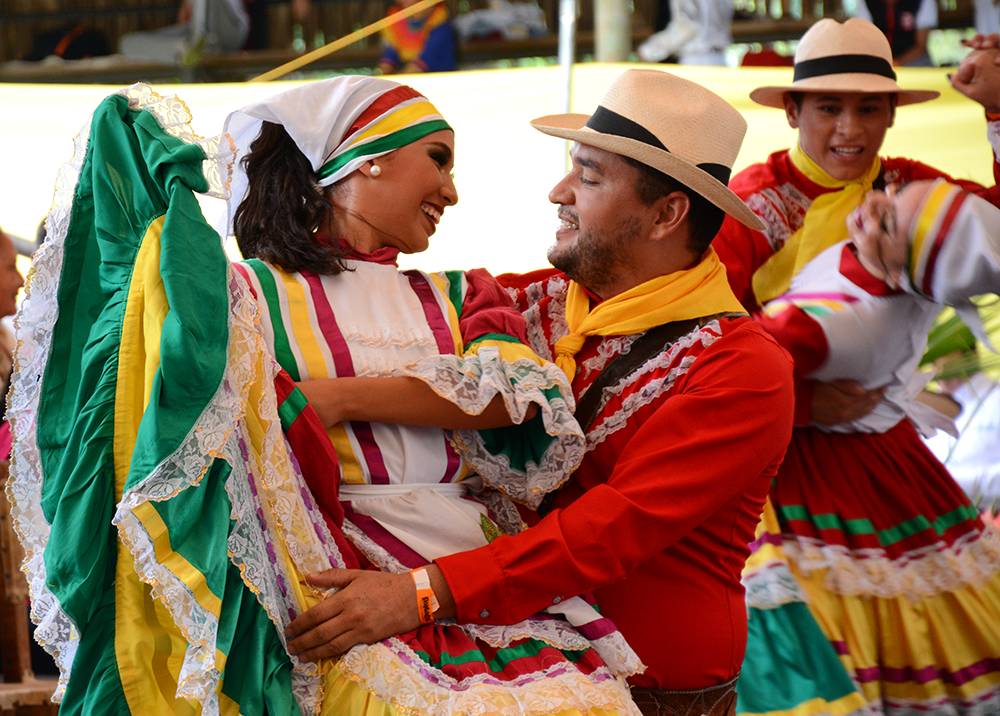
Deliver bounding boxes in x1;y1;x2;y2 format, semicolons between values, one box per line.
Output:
395;345;585;509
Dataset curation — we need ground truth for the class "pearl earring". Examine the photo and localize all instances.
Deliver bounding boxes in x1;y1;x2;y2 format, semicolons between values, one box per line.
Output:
370;164;381;177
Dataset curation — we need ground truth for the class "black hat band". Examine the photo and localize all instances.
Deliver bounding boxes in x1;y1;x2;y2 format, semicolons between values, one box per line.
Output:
793;53;896;82
584;105;732;186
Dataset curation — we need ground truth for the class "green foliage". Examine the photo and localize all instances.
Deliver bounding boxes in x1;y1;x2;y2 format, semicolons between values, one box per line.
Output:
921;296;1000;382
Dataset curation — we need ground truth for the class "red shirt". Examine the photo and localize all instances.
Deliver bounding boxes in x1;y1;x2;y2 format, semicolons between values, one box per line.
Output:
435;269;795;688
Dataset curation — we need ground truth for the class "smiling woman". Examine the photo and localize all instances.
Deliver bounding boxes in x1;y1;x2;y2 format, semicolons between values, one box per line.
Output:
9;77;644;716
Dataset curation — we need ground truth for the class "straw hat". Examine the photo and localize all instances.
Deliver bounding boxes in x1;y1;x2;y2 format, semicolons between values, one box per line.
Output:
530;69;765;230
750;18;940;108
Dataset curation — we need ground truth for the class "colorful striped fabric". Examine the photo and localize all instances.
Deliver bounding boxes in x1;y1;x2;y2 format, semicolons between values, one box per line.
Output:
230;254;653;714
724;150;1000;716
738;420;1000;715
233;258;584;509
222;77;453;242
7;84;345;716
762;292;858;319
317;84;450;183
907;179;970;299
739;501;871;716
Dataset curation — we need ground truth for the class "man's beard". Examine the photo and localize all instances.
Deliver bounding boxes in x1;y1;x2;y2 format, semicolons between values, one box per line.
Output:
548;215;641;295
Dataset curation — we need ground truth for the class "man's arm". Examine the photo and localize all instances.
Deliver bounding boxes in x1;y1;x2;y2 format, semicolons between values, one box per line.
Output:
285;565;455;662
436;326;794;625
285;325;793;660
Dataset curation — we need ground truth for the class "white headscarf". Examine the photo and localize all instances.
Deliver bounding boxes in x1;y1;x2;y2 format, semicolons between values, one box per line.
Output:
222;75;451;237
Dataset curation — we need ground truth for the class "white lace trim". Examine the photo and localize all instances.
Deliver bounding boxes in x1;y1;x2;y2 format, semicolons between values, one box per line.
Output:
7;84;101;701
338;325;439;352
782;522;1000;601
338;636;641;716
394;347;585;510
743;559;811;610
474;488;528;536
119;83;234;200
4;83;314;713
586;325;721;451
458;621;644;679
342;518;407;574
579;335;636;382
114;267;343;715
518;279;566;363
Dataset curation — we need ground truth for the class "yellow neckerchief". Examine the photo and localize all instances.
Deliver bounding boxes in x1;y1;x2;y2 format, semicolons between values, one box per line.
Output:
553;247;745;380
751;142;881;306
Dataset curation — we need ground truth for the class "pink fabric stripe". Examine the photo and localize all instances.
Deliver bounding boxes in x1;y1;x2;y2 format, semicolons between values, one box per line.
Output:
854;656;1000;687
921;191;967;297
342;503;428;569
301;270;355;377
574;616;617;641
441;440;462;484
302;271;391;484
748;531;784;552
404;271;456;355
783;292;860;302
402;270;464;483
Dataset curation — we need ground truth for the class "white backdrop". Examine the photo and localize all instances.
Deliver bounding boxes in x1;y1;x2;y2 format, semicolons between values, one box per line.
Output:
0;62;992;277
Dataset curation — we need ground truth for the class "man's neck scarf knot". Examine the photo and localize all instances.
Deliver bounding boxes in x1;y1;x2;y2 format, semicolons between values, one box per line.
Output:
751;142;881;306
552;248;744;380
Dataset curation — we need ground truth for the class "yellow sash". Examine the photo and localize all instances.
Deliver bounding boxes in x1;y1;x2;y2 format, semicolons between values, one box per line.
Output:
751;143;881;306
553;248;745;380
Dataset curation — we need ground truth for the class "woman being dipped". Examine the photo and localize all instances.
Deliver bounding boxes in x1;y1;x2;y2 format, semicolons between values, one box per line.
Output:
224;77;642;715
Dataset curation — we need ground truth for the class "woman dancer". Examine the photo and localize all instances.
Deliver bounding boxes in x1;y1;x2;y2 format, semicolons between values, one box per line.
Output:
8;78;640;716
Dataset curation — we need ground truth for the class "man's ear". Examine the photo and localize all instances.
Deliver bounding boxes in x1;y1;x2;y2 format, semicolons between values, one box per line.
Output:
783;92;800;129
649;191;690;243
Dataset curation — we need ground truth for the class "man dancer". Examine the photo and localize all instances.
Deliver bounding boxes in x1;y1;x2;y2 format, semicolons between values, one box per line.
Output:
286;69;796;715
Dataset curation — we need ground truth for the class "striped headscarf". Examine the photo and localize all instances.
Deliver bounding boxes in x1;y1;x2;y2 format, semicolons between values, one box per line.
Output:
222;75;451;236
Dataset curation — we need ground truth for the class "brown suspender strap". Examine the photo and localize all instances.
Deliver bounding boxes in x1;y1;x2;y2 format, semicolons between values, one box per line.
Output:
537;311;747;517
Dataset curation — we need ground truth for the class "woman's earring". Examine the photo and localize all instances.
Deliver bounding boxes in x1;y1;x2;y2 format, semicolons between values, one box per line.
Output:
370;164;381;177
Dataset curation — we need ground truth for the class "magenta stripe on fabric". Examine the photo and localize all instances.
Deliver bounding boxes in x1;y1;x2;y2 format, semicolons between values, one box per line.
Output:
232;262;252;286
342;504;428;569
301;270;356;377
921;191;967;297
402;270;463;483
573;616;617;641
301;271;391;484
748;531;785;552
441;439;462;484
854;657;1000;686
831;640;850;656
404;270;456;356
784;292;860;303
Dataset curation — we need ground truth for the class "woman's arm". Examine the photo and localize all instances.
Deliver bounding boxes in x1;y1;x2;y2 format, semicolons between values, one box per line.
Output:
297;376;536;430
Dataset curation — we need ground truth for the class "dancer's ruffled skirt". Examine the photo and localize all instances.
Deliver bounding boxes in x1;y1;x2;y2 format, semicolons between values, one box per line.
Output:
738;421;1000;716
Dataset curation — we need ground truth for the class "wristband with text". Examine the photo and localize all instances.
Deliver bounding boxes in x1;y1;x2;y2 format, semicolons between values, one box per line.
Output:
410;567;440;625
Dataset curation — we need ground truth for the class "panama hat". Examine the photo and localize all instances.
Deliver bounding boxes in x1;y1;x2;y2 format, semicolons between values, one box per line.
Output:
750;18;940;108
530;69;765;230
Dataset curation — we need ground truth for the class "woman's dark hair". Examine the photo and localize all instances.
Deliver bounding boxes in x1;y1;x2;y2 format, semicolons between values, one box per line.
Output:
620;154;725;255
233;121;349;275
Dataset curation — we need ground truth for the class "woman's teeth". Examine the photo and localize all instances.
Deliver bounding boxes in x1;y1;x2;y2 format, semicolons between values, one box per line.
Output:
422;204;441;224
